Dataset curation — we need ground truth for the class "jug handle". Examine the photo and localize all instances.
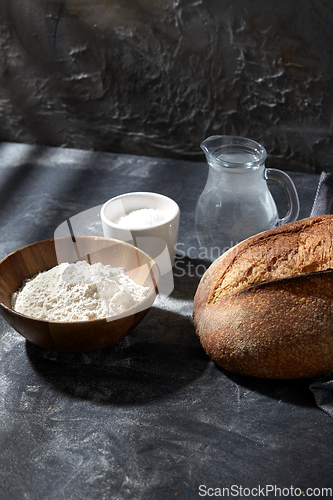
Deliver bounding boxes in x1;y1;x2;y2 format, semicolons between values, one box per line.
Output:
265;168;300;225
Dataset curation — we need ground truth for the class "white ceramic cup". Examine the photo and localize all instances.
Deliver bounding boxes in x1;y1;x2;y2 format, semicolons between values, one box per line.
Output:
101;192;180;278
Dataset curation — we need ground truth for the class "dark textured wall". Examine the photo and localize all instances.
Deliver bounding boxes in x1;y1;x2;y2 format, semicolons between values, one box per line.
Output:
0;0;332;172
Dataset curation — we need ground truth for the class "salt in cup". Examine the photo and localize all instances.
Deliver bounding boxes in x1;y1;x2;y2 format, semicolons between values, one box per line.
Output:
101;192;180;288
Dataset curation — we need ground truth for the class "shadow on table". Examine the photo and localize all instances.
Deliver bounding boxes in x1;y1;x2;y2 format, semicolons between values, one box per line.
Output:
218;367;317;408
173;255;210;292
25;258;209;405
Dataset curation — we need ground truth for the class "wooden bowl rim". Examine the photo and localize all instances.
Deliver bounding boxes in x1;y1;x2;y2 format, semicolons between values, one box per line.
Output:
0;236;160;325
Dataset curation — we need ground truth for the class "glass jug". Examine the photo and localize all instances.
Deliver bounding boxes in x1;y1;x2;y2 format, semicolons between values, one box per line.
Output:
195;135;300;259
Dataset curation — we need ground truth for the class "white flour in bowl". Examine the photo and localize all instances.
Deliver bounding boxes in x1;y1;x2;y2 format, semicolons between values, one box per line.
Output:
11;260;150;322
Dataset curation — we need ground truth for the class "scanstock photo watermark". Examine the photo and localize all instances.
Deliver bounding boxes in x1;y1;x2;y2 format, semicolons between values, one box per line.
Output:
173;242;234;278
198;484;333;497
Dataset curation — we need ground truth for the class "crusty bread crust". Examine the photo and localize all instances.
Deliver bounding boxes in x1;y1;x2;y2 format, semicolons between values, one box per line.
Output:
193;215;333;379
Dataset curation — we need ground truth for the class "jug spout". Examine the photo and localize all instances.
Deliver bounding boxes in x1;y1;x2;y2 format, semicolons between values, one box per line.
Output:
200;136;222;163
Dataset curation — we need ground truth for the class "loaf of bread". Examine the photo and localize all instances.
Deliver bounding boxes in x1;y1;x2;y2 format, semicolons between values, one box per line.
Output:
193;215;333;379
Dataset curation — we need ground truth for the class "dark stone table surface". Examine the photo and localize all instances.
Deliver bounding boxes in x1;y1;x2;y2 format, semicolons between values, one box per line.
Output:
0;142;332;500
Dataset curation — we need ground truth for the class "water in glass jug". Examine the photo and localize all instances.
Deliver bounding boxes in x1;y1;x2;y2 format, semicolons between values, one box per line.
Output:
195;135;300;260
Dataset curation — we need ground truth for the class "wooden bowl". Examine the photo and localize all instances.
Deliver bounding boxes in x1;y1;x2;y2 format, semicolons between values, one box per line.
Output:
0;237;160;353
